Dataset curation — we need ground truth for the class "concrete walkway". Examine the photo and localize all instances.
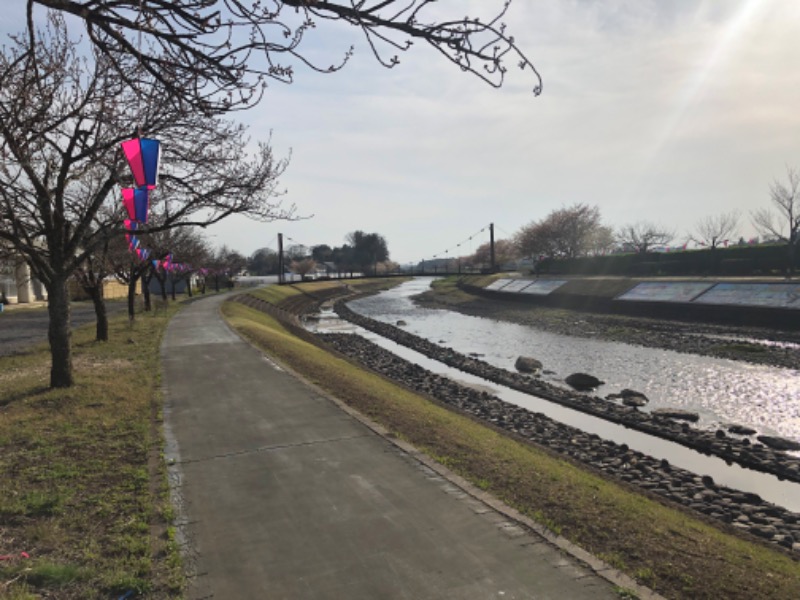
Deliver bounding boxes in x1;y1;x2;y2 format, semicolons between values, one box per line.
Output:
161;294;624;599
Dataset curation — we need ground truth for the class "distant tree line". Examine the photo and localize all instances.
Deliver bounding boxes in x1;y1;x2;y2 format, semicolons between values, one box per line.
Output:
245;230;393;277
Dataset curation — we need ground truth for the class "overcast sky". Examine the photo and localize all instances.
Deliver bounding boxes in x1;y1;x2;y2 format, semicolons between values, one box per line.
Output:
8;2;800;266
201;0;799;265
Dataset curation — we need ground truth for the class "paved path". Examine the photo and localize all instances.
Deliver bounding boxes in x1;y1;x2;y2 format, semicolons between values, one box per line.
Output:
161;294;623;599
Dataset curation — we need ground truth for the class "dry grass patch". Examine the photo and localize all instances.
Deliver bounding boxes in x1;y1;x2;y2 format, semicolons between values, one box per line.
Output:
0;307;184;599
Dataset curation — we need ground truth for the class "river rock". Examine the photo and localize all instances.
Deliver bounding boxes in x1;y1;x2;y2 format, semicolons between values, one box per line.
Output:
565;372;604;391
515;356;543;374
396;320;407;326
728;424;757;436
756;435;800;452
607;389;649;407
652;408;700;422
622;395;648;408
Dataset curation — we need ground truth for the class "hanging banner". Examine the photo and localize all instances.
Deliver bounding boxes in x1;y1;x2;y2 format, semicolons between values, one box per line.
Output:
121;187;149;223
121;137;161;188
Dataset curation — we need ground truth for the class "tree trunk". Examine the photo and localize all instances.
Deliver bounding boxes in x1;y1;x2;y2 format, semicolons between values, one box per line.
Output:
47;275;73;388
127;275;138;322
157;273;167;301
142;275;151;311
170;275;176;301
186;277;193;297
87;282;108;341
214;275;220;292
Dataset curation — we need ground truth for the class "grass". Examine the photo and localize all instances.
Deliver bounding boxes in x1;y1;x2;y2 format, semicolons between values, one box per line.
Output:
222;283;800;600
711;342;768;354
0;303;185;599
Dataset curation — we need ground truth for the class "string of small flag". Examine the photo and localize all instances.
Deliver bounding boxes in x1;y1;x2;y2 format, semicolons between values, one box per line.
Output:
119;137;195;276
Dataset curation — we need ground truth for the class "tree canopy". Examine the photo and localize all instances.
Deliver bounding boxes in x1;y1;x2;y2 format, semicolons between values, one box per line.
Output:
516;204;610;260
346;230;389;274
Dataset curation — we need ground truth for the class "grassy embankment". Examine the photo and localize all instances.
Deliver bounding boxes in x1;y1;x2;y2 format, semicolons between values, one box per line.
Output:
222;280;800;600
0;301;185;599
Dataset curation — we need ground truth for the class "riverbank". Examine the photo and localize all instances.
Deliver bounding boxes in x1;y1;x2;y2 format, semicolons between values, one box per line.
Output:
414;277;800;370
225;282;800;599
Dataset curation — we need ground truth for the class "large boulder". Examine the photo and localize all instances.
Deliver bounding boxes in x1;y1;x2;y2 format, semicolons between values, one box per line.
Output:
756;435;800;452
565;372;604;391
728;424;757;436
515;356;543;374
652;408;700;422
606;388;649;407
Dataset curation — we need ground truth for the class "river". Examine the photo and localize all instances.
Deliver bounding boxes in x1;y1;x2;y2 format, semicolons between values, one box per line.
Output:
306;277;800;511
347;278;800;443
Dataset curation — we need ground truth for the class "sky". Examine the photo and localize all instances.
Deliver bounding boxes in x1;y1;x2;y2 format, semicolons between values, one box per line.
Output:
7;1;800;266
201;0;800;266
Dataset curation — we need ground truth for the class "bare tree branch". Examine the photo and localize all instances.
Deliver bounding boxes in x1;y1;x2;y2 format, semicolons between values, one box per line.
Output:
30;0;542;114
751;166;800;275
616;221;674;254
690;211;739;249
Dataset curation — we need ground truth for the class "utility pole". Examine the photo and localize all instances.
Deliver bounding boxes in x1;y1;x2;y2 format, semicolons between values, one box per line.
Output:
278;233;284;285
490;222;496;272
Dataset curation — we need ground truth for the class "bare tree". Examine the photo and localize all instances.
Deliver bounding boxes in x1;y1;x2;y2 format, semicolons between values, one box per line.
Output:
586;225;616;256
32;0;542;114
691;211;739;250
516;204;608;260
616;222;674;254
0;16;290;387
146;227;211;300
73;235;117;341
471;239;516;269
291;257;318;279
752;166;800;276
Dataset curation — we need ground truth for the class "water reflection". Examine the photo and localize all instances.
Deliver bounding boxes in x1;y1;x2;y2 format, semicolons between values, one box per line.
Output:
348;278;800;442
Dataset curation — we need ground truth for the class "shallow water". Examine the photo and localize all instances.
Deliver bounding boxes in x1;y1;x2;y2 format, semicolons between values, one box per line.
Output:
347;278;800;443
310;307;800;512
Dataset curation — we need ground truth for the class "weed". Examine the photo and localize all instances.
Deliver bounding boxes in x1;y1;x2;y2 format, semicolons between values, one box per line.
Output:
712;342;767;354
25;562;86;587
599;552;627;571
614;587;639;600
22;490;66;517
634;566;655;586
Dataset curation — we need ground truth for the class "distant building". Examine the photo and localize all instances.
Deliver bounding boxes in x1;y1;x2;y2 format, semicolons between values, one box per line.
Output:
0;250;47;304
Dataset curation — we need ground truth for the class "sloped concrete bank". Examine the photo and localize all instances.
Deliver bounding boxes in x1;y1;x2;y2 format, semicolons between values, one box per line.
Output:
320;331;800;555
333;301;800;484
458;280;800;330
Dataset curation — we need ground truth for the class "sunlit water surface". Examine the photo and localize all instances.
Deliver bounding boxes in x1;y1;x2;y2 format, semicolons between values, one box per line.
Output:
347;278;800;442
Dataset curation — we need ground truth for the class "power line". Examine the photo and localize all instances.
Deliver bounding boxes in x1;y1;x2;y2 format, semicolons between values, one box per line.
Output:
425;224;492;261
